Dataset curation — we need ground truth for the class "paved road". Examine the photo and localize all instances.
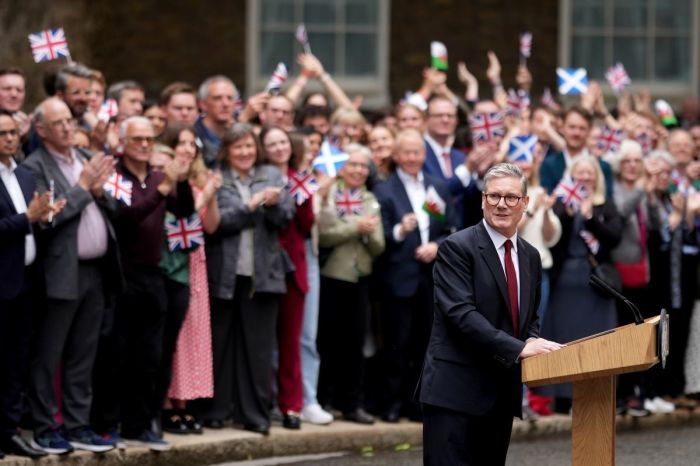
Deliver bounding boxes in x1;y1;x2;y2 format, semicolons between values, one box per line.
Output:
217;423;700;465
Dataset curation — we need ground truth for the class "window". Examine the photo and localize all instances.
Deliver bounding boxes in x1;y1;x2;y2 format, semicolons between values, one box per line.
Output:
246;0;390;106
559;0;698;95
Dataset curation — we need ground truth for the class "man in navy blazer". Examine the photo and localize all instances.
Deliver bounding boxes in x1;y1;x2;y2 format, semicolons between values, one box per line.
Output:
422;96;479;229
373;128;456;423
419;163;563;465
0;111;58;459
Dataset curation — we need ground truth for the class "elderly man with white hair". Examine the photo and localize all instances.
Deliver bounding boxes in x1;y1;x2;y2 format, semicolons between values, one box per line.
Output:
112;116;194;451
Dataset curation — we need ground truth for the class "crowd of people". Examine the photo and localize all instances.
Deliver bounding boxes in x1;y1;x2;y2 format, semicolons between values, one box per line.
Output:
2;47;700;458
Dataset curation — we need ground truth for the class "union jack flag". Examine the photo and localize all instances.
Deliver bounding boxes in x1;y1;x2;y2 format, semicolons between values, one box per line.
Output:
97;99;118;123
636;131;653;155
288;170;318;206
265;62;288;94
580;230;600;255
28;28;70;63
103;172;133;206
540;87;560;111
166;215;204;252
596;126;625;154
520;32;532;58
605;62;631;94
335;188;363;217
469;112;505;144
505;89;530;117
553;176;587;210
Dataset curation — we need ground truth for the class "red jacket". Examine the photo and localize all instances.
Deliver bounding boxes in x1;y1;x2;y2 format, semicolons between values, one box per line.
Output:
278;167;315;293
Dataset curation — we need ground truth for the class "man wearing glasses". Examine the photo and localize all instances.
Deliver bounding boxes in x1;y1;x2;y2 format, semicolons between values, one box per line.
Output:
419;163;563;465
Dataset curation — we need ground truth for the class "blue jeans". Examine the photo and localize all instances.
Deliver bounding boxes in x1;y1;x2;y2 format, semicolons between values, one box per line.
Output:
300;239;321;407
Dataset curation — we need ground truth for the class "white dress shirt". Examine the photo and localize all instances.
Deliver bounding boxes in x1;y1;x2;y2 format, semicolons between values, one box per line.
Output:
0;158;36;265
424;133;472;187
482;219;520;308
393;168;430;245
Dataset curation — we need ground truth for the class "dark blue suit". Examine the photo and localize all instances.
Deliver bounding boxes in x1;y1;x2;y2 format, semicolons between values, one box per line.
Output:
539;151;614;199
0;164;38;438
423;142;475;229
373;172;456;418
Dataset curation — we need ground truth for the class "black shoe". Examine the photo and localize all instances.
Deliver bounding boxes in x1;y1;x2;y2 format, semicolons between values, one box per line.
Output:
343;408;375;425
162;412;189;435
182;413;203;434
0;434;48;458
242;423;270;435
203;419;225;429
282;412;301;430
381;405;401;423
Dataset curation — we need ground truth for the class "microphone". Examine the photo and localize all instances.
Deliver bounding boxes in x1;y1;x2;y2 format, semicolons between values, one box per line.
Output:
589;273;644;325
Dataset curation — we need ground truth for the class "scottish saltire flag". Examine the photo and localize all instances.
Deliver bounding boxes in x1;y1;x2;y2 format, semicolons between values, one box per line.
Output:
312;141;349;177
97;99;118;122
505;89;530;117
431;41;448;71
520;32;532;58
166;215;204;251
540;87;560;111
468;112;505;144
335;188;363;217
296;24;311;53
596;126;625;154
288;170;318;206
553;175;587;210
580;230;600;254
507;135;537;163
28;28;71;63
605;62;631;94
557;68;588;95
265;62;288;94
103;172;133;206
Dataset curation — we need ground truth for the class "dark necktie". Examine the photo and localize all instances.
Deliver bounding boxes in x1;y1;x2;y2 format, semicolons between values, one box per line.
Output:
504;239;519;337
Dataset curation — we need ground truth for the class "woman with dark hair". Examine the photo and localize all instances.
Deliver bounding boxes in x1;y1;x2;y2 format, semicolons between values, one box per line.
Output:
260;125;315;429
200;123;295;434
143;100;167;138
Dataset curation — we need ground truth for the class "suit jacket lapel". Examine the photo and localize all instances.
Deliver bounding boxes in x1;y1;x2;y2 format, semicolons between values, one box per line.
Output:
517;237;531;336
0;177;15;213
392;173;414;216
476;222;510;307
39;148;72;194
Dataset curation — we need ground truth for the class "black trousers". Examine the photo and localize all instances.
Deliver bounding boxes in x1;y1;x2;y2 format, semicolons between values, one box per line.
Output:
381;268;434;414
117;267;167;437
0;287;35;437
317;276;369;413
423;402;514;466
90;300;120;433
195;277;278;427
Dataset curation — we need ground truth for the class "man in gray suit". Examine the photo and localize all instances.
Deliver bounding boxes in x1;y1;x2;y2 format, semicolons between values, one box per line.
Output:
23;98;122;455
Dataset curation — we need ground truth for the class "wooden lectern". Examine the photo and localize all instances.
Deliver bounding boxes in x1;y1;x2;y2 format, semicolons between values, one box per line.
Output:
522;315;668;466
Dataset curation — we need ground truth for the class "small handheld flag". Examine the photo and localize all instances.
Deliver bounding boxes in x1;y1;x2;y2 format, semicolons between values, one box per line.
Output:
103;172;133;206
287;170;319;206
431;41;448;71
636;131;653;155
335;188;363;217
47;179;55;223
468;112;505;145
265;62;288;95
596;126;625;154
505;89;531;117
580;230;600;254
520;32;532;61
553;175;587;210
655;100;678;127
605;62;631;94
97;99;119;123
28;28;71;63
557;68;588;95
295;24;311;54
508;135;538;163
422;186;447;221
312;141;349;177
166;214;204;251
540;87;560;111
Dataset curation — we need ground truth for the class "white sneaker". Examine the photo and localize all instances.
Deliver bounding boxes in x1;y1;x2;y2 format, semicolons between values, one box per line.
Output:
301;403;334;425
644;397;675;414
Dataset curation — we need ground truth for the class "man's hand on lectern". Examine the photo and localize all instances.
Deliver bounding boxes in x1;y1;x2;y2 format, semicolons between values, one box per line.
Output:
519;338;565;359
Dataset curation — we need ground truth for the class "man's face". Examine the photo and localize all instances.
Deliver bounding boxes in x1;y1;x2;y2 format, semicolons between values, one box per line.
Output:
669;131;694;166
118;89;145;118
88;81;105;113
482;176;528;238
303;115;330;136
394;134;426;177
396;106;425;131
202;81;235;125
0;115;20;158
0;74;25;112
59;76;91;118
562;112;591;152
264;96;294;128
123;121;155;163
426;99;457;139
690;126;700;157
164;92;198;125
36;100;75;153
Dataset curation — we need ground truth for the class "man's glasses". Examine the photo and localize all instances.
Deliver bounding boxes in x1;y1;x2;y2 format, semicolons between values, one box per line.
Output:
483;193;523;207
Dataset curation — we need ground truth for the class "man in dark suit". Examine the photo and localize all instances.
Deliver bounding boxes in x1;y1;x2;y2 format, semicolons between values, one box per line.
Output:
419;163;563;465
0;110;58;459
23;98;121;455
374;128;456;423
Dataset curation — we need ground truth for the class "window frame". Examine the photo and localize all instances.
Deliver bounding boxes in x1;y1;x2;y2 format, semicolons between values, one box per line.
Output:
246;0;391;106
558;0;700;97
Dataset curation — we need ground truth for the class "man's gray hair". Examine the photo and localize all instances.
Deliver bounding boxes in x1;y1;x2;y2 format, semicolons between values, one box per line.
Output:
483;163;528;196
119;116;153;139
107;80;144;102
647;149;676;169
55;63;93;93
198;75;238;101
344;143;372;161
